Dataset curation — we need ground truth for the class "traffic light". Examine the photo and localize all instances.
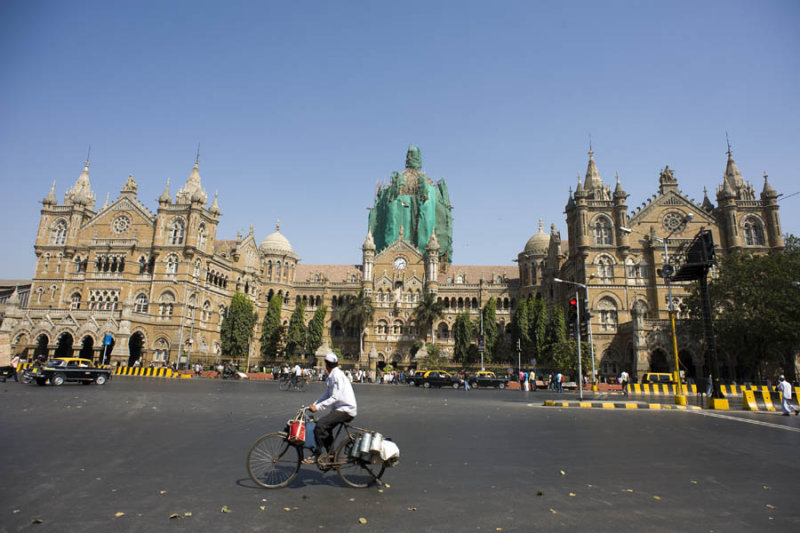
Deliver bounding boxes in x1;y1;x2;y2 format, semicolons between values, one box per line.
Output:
567;297;578;337
580;298;591;338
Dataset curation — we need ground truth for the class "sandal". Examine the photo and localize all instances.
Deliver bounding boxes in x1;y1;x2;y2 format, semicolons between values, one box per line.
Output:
301;456;317;465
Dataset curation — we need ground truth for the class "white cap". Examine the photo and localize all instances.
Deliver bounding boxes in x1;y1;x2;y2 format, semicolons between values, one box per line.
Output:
779;374;785;380
325;353;338;364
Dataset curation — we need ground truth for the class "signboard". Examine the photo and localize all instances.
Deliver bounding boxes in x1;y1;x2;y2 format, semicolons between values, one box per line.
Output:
103;334;113;346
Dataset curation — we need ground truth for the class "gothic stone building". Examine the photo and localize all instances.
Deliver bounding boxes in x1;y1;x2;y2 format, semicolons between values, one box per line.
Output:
0;147;783;379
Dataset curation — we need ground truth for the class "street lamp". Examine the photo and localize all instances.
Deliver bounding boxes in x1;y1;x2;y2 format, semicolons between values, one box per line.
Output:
620;213;693;406
553;277;596;398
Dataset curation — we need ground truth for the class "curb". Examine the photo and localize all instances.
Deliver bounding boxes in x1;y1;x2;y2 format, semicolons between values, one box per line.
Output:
543;400;702;411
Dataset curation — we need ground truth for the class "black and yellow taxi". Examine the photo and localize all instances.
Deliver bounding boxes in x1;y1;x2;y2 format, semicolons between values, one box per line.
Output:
641;372;674;385
24;357;112;386
413;370;463;389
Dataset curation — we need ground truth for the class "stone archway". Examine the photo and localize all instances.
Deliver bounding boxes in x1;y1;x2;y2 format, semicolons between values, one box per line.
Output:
649;349;669;373
34;334;49;360
79;336;95;360
128;332;144;366
54;332;74;357
678;349;696;381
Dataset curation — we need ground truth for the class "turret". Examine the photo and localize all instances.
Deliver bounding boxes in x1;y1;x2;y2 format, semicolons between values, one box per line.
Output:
425;231;440;290
362;231;375;288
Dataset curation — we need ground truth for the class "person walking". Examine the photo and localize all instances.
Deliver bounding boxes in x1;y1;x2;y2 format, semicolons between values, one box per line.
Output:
776;375;798;416
620;370;629;396
556;372;563;393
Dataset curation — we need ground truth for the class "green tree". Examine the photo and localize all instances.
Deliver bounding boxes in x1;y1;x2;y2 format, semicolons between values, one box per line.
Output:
528;296;548;362
453;311;474;363
260;293;283;362
682;242;800;382
285;300;307;358
423;343;442;369
340;290;375;360
510;299;531;356
482;297;498;362
306;304;327;355
220;292;257;359
413;291;445;344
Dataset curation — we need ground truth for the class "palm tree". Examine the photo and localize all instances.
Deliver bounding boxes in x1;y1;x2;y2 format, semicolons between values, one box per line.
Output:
414;291;445;345
340;291;375;360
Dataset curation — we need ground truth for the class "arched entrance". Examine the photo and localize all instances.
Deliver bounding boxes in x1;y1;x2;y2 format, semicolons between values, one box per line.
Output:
79;336;95;360
128;332;144;366
678;349;696;381
34;334;49;361
54;332;74;357
649;349;669;373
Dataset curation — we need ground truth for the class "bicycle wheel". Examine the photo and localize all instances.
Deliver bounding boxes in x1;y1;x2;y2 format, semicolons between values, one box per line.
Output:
296;379;307;392
247;432;301;488
279;378;290;391
335;435;385;488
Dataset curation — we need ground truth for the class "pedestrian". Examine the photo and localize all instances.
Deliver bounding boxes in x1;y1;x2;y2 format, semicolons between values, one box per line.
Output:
463;370;470;391
556;372;563;393
620;370;629;396
776;375;798;416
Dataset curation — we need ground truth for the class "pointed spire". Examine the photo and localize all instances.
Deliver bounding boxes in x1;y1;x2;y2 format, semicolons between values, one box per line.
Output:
583;149;603;190
427;231;439;251
209;191;220;214
66;158;95;207
159;178;172;204
761;172;778;198
724;139;744;189
102;192;110;209
613;171;627;198
363;230;375;250
122;174;138;194
702;186;715;210
178;154;207;204
43;180;57;205
574;172;585;197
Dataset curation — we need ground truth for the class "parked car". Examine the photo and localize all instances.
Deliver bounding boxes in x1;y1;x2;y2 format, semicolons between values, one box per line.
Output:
468;371;508;389
641;372;674;385
23;358;112;386
408;370;463;389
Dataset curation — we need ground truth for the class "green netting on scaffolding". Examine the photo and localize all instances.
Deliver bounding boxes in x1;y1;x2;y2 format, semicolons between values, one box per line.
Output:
367;146;453;263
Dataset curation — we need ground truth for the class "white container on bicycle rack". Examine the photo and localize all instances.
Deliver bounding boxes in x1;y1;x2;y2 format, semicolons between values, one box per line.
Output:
358;432;373;456
369;432;383;453
350;434;363;458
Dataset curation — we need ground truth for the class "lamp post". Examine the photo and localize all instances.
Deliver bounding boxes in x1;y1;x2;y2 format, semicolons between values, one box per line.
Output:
620;214;693;406
553;277;595;398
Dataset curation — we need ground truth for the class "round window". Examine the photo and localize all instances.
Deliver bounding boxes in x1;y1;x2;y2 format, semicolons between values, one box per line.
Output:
112;215;131;234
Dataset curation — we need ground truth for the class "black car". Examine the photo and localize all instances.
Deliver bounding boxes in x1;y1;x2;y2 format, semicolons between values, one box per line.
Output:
24;358;112;386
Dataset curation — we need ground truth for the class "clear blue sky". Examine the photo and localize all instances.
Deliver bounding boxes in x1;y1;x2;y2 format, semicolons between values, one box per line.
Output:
1;0;798;279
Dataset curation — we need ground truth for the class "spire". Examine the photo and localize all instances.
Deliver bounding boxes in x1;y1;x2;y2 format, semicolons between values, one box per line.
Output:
159;178;172;204
761;172;778;199
65;159;96;207
405;146;422;170
427;230;440;251
363;230;375;251
43;180;57;205
177;155;207;204
583;149;603;190
701;186;715;211
209;191;220;215
122;174;138;194
102;192;110;209
723;139;744;189
613;171;627;199
574;172;586;197
658;166;678;194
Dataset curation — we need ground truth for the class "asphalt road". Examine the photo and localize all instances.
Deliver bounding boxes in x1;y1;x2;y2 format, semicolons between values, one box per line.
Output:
1;377;799;532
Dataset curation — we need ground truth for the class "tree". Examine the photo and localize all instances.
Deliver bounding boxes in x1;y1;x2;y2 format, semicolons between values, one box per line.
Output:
482;297;498;362
528;296;548;362
340;290;375;360
453;311;474;363
260;293;283;362
423;343;443;369
414;291;445;344
220;292;256;360
285;300;307;359
510;299;531;356
306;304;327;355
682;241;800;382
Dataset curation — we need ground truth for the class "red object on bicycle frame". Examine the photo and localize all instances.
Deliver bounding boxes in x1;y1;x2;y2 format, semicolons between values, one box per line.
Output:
288;420;306;444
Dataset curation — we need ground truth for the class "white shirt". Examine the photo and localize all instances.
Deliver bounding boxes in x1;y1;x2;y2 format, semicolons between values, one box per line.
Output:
293;364;302;376
314;366;357;416
778;380;793;400
620;371;629;383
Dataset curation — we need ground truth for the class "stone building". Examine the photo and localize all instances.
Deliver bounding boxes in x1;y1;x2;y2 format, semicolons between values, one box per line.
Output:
0;146;783;380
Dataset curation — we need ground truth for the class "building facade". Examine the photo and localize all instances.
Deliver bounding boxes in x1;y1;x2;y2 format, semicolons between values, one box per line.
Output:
0;147;783;379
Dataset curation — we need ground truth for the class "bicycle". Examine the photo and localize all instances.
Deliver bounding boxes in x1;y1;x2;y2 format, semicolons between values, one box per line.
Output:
279;375;307;392
246;407;392;489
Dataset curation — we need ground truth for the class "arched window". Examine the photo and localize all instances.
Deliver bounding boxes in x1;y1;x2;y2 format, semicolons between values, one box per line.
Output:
70;292;81;310
392;320;403;335
170;219;185;245
743;216;766;246
135;294;148;313
597;297;619;331
197;223;207;248
51;220;68;245
166;254;179;274
275;261;281;281
202;300;211;322
193;260;201;278
51;285;57;300
593;216;613;245
596;255;614;280
376;320;388;335
437;322;450;340
159;292;175;319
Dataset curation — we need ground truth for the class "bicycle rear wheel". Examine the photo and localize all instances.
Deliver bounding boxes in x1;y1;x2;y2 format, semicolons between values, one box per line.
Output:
335;435;385;488
247;432;301;488
295;379;307;392
279;378;290;391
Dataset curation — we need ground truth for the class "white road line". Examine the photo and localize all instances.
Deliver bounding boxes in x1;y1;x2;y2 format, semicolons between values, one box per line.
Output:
693;410;800;433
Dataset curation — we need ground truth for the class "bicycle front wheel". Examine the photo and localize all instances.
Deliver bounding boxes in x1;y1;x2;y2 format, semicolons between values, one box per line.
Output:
247;432;301;488
279;379;290;391
335;435;386;488
296;379;307;392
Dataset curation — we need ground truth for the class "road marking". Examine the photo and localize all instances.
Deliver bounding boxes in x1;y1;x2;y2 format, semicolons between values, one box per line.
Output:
694;410;800;433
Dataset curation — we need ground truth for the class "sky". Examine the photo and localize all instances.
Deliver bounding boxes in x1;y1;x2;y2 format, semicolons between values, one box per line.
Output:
1;0;798;279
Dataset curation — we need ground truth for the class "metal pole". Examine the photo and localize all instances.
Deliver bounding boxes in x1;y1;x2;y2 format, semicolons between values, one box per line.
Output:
587;296;596;392
479;310;484;371
663;238;687;406
575;289;583;400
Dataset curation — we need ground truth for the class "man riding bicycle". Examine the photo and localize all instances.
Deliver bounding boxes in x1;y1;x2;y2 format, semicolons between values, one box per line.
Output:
291;362;303;387
305;353;357;464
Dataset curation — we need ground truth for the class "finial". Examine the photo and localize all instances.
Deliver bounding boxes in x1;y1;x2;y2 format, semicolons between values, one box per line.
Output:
538;218;544;233
195;143;200;165
703;186;708;196
763;171;768;181
249;224;254;234
103;192;110;208
726;132;732;157
86;145;91;167
616;171;620;184
276;219;280;232
588;133;593;157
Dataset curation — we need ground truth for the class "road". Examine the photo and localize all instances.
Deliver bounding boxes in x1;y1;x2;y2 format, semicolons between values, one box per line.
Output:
1;378;798;532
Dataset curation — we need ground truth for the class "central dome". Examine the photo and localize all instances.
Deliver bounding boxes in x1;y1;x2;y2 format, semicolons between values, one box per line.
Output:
259;221;294;254
524;219;549;255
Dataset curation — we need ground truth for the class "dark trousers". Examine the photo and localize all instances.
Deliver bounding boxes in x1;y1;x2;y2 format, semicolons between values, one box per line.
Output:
314;409;354;455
